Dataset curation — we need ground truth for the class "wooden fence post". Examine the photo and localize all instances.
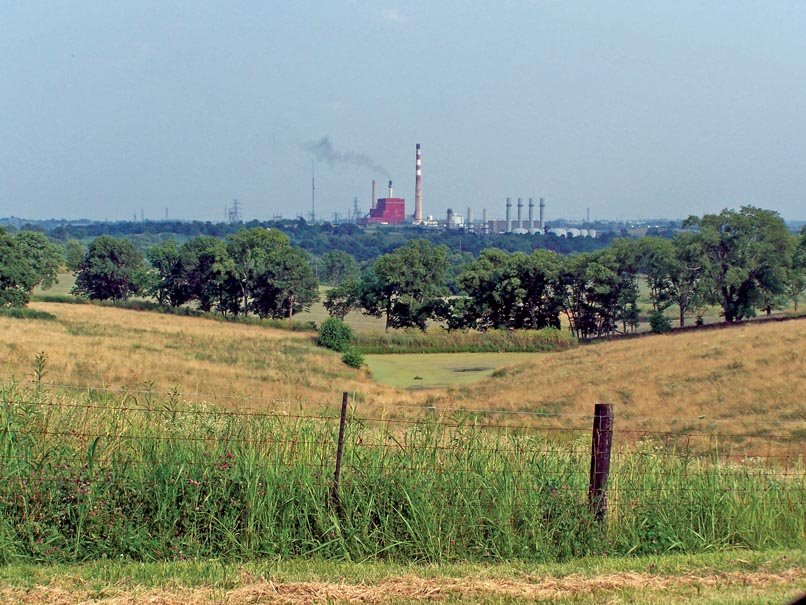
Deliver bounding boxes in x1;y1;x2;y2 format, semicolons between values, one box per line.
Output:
588;403;614;523
330;392;350;508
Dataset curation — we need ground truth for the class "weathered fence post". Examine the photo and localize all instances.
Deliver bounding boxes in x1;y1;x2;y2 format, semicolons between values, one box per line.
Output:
588;403;614;523
330;392;350;508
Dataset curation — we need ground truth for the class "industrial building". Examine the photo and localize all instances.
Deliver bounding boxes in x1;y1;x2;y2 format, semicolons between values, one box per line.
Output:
363;180;406;224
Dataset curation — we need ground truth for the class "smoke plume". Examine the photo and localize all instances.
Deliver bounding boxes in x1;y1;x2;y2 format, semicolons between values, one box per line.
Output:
304;136;390;178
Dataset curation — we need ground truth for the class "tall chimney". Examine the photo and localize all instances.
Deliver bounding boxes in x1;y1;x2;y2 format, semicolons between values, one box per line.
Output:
371;179;376;210
466;206;473;227
388;180;393;198
539;197;545;230
528;198;534;230
446;208;453;230
414;143;423;223
505;197;512;233
517;197;523;229
482;208;488;234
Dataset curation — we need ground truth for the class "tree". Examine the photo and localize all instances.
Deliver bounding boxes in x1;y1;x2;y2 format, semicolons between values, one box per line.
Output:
146;240;191;307
686;207;793;322
319;250;359;286
63;239;86;273
323;279;361;320
251;247;319;318
456;249;562;330
180;236;229;313
360;240;449;330
13;231;62;290
0;228;37;307
558;248;638;339
668;232;706;327
786;227;806;311
73;236;144;302
222;228;292;316
636;237;676;313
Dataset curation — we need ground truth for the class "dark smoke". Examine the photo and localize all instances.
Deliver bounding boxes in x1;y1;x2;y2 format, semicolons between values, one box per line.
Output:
304;136;390;178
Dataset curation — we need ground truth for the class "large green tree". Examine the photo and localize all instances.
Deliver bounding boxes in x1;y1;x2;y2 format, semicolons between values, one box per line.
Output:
221;228;292;315
181;236;230;313
251;247;319;318
786;226;806;311
73;236;145;302
0;228;37;307
319;250;359;286
360;240;449;330
63;239;86;273
13;231;63;291
456;249;562;330
146;240;190;307
686;207;793;322
559;246;638;339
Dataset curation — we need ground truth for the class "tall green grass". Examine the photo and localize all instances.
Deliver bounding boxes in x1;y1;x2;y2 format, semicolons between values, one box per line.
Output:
0;383;802;564
354;327;578;354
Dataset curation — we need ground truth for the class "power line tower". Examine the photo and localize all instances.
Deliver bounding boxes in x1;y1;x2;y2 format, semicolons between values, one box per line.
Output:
227;199;242;224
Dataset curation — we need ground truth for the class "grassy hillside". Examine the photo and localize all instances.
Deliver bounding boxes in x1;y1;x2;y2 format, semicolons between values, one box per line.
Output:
424;319;806;446
2;302;399;408
1;302;803;444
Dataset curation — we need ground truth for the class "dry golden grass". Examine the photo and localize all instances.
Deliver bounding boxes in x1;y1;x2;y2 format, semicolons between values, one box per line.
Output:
2;303;804;447
0;302;409;409
0;568;802;604
428;319;806;445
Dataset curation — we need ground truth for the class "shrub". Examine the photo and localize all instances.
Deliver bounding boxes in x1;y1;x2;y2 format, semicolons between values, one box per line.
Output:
318;317;353;352
341;348;365;368
352;327;577;354
649;310;673;334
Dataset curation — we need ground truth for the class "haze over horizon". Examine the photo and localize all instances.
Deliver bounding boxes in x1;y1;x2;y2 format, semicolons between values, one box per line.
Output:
2;2;805;223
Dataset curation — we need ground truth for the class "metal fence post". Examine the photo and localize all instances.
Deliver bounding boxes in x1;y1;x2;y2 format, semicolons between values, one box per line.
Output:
588;403;614;523
330;392;350;508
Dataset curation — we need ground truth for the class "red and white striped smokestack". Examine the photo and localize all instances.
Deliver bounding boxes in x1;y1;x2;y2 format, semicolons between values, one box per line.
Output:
371;179;376;210
414;143;423;223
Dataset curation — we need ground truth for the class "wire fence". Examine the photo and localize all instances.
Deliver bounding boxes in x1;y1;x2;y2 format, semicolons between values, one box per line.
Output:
0;383;803;562
2;385;804;490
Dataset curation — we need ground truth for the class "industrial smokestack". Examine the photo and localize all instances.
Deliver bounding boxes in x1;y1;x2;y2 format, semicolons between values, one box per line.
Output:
466;207;473;226
505;197;512;233
517;197;523;229
371;179;376;210
528;198;534;230
388;180;393;198
482;208;488;234
414;144;423;223
539;197;545;230
446;208;454;230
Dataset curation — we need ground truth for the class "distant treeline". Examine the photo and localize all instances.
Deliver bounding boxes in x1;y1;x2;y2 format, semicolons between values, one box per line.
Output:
37;219;614;261
323;206;805;337
2;206;804;340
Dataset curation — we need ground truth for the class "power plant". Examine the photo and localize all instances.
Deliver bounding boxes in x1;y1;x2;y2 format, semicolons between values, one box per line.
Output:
343;142;597;237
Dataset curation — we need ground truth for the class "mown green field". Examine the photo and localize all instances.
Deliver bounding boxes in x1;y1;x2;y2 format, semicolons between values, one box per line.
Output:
365;352;545;389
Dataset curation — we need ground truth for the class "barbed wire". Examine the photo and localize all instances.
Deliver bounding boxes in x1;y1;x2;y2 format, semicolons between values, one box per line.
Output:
8;381;805;425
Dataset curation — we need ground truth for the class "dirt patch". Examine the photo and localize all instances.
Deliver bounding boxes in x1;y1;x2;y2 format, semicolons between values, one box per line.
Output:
1;569;803;604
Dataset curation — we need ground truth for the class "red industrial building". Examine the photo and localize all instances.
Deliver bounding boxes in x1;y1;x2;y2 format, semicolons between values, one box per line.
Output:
363;180;406;224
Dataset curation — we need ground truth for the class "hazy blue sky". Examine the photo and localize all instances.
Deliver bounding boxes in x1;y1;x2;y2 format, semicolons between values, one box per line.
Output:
2;1;805;222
